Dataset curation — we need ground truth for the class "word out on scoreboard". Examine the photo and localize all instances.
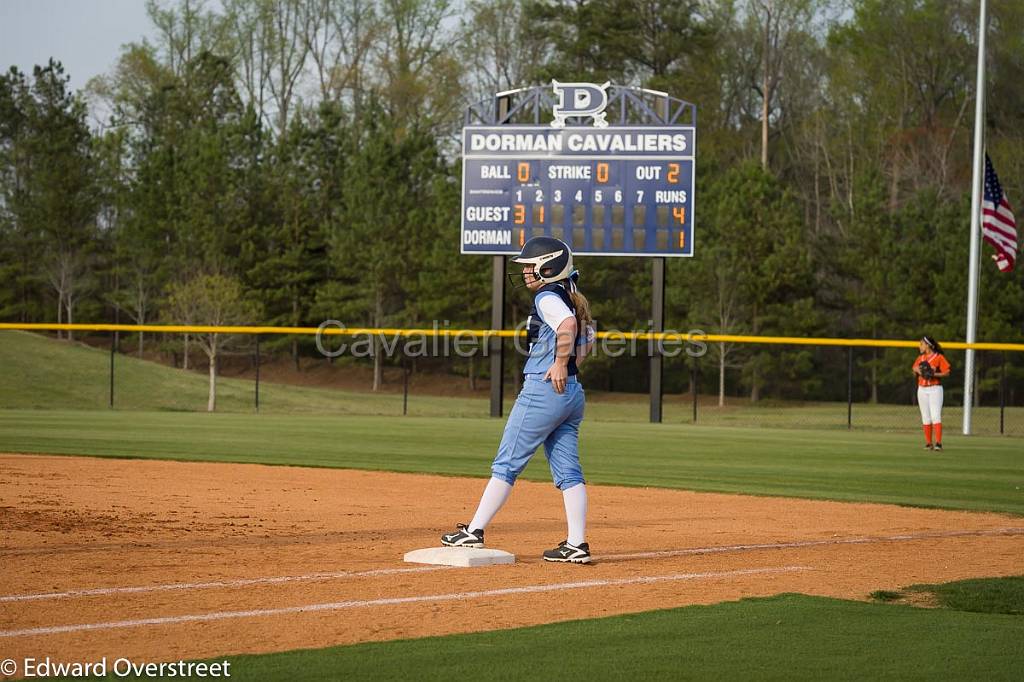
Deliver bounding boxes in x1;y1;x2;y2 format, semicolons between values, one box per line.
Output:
461;126;695;257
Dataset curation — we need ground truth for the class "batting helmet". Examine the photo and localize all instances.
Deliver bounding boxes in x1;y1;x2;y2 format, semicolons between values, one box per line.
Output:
508;236;573;288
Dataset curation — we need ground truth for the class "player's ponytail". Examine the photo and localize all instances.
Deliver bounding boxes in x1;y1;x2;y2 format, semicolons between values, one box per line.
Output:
922;335;944;355
570;290;592;335
565;270;592;336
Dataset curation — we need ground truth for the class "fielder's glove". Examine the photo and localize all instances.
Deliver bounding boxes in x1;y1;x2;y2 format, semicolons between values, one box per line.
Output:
919;361;935;380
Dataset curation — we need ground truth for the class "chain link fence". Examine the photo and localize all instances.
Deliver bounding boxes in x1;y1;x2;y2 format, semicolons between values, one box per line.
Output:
2;327;1021;437
656;345;1022;436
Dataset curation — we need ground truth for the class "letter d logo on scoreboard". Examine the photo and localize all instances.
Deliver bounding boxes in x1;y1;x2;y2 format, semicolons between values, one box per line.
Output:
551;80;610;128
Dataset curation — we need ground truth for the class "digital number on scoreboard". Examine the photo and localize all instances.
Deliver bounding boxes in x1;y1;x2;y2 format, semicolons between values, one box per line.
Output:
461;126;695;257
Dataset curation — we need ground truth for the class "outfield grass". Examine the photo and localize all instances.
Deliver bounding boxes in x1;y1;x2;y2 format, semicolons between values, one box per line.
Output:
77;585;1023;681
2;409;1022;514
3;330;1021;433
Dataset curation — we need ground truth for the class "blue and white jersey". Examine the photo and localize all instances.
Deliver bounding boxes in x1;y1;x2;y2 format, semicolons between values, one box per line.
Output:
523;283;594;376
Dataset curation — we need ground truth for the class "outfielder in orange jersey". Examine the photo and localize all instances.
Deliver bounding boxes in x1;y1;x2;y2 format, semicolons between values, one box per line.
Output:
913;335;951;451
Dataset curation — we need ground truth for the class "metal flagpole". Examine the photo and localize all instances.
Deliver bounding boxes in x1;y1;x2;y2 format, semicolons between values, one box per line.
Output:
963;0;988;435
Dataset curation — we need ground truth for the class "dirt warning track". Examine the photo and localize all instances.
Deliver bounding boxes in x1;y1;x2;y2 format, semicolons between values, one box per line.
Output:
1;453;1022;671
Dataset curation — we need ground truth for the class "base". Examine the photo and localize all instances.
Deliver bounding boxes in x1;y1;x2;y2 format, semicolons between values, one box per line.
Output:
404;547;515;567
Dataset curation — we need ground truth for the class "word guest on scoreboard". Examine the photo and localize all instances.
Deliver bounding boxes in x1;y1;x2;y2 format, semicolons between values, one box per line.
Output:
461;125;695;257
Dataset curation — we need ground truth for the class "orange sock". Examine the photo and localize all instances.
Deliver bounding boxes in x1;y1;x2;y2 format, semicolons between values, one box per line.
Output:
934;423;942;444
923;424;933;444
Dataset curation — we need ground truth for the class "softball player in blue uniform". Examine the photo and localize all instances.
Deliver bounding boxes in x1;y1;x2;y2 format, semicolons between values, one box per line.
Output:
442;237;596;563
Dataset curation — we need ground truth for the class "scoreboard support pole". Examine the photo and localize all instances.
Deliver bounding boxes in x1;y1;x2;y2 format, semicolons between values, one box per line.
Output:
489;94;512;418
650;257;665;423
490;255;506;417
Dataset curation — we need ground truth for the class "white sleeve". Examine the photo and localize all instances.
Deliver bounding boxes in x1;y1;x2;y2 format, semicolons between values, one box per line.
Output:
535;292;574;332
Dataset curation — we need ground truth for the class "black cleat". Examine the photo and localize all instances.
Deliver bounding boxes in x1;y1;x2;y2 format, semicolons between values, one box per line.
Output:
441;523;484;548
923;443;934;450
543;540;591;564
933;443;943;451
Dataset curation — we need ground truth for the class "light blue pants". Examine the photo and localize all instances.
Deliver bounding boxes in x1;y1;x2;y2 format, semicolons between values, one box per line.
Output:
490;374;586;490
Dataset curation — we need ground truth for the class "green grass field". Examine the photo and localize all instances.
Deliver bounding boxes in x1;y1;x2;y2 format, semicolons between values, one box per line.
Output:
73;581;1024;681
5;330;1023;679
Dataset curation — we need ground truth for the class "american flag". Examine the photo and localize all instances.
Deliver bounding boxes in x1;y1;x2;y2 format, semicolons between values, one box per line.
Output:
982;154;1017;273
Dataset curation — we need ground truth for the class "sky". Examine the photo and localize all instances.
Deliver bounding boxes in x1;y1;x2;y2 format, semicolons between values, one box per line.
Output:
0;0;155;93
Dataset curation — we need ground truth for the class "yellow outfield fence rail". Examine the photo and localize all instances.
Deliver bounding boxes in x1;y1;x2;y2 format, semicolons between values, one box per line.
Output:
3;322;1024;352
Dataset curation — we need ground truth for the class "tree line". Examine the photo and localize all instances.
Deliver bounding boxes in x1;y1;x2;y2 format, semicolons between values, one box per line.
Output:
1;0;1022;407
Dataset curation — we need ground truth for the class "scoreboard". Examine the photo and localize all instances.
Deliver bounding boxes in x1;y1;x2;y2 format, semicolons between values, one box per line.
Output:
461;125;695;257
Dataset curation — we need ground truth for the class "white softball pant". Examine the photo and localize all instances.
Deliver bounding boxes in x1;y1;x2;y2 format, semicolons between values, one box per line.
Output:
917;385;943;425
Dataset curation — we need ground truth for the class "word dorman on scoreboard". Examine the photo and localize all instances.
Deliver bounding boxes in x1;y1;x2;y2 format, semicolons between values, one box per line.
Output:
461;124;695;257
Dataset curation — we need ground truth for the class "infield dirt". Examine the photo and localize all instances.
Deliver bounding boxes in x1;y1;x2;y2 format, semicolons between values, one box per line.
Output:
2;453;1022;672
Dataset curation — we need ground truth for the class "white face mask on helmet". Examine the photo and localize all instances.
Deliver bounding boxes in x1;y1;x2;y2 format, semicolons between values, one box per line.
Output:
509;236;574;287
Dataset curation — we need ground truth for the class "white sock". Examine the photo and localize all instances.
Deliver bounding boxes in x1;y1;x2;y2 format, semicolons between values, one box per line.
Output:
562;483;587;546
469;477;513;532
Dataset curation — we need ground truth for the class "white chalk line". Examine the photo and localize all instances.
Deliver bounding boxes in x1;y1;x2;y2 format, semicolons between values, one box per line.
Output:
0;566;809;639
0;565;453;604
3;527;1020;605
601;526;1024;562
